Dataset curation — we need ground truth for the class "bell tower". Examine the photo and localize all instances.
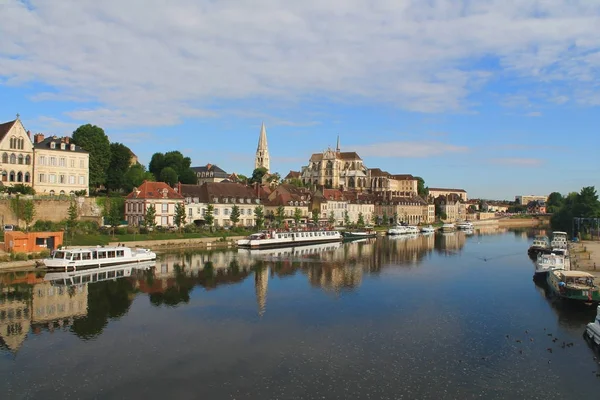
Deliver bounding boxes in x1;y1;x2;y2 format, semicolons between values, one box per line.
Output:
254;122;270;173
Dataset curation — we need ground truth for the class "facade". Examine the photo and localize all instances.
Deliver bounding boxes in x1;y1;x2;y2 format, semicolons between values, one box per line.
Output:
527;200;547;214
32;134;90;195
283;170;301;183
312;189;348;225
439;200;467;222
428;188;468;202
0;116;34;187
179;182;262;227
347;193;375;225
375;195;429;225
191;164;229;185
254;122;270;173
516;195;547;205
125;181;185;227
263;184;312;226
3;231;64;253
369;169;418;195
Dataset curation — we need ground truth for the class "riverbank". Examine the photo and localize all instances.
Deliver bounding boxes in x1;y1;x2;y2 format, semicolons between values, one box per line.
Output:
569;241;600;277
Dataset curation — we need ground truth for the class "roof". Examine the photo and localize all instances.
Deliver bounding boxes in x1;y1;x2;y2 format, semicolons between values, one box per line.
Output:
428;188;467;193
558;271;593;278
191;163;229;177
322;189;345;201
309;151;362;162
126;181;184;199
0;119;17;142
284;170;301;180
33;136;88;153
179;182;259;203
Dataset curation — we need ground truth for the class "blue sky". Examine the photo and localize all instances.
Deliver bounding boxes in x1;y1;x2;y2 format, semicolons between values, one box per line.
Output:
1;0;599;200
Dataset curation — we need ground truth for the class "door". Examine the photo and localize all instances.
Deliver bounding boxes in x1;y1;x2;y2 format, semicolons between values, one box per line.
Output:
47;236;55;250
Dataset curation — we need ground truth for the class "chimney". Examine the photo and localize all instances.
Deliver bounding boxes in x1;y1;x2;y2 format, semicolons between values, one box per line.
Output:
27;130;31;139
34;133;45;144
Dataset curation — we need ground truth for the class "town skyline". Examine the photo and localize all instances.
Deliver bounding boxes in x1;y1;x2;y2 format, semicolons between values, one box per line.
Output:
2;1;599;199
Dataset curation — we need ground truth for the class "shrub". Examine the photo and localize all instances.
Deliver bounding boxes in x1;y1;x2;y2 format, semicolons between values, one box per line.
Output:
11;252;28;261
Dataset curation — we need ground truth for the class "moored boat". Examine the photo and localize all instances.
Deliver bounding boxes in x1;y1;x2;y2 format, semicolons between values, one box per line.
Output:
534;249;569;278
546;270;600;303
456;221;474;230
585;305;600;347
342;229;378;240
441;223;456;232
237;229;342;249
550;231;568;249
528;235;550;259
405;226;419;234
420;225;435;233
387;225;408;235
42;246;156;271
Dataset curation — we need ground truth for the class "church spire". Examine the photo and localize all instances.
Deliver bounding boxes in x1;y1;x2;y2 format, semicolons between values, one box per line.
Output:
254;122;270;173
336;134;340;153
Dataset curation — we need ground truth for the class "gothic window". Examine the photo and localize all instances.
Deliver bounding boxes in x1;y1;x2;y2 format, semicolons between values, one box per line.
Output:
9;154;16;164
18;154;23;164
1;153;7;163
17;172;23;182
1;171;6;182
9;171;15;182
25;155;31;165
19;138;24;149
24;172;30;183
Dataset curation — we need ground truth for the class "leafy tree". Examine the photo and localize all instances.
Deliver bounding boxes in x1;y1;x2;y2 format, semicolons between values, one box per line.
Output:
372;214;378;226
415;176;428;197
204;204;215;227
546;192;564;213
179;168;198;185
149;151;196;184
328;211;335;226
254;206;265;229
123;164;155;193
574;186;600;218
550;192;578;233
72;124;111;190
144;204;157;231
357;212;365;227
293;207;303;226
344;210;350;226
21;200;35;231
288;178;305;188
266;172;281;184
149;153;166;178
103;198;123;236
236;174;248;184
230;204;241;225
468;204;477;213
67;201;78;232
160;167;178;186
6;184;35;195
174;203;186;231
382;211;389;226
106;142;133;192
249;167;268;184
275;205;285;227
311;209;320;226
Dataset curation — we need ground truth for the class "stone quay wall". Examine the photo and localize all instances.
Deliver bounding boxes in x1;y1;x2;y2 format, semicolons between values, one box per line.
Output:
0;196;103;226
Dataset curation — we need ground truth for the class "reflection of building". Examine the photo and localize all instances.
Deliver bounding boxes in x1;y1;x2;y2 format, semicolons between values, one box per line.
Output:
31;281;88;329
307;265;363;293
255;267;269;316
0;287;31;352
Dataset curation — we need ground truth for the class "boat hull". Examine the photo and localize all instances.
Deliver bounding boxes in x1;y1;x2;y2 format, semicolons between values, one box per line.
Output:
44;254;156;271
342;232;377;240
546;272;600;303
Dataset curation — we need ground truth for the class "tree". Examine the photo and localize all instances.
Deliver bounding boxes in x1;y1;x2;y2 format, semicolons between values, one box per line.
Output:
288;178;305;188
249;167;268;184
72;124;111;190
123;164;155;193
344;210;350;226
382;211;389;226
6;184;35;195
293;208;302;226
546;192;564;213
254;206;265;229
103;198;123;237
266;172;281;184
275;205;285;227
311;209;320;226
149;151;197;184
160;167;178;186
174;203;186;231
230;204;241;226
144;204;157;232
468;204;477;213
21;200;35;231
67;201;78;232
204;204;215;227
106;142;133;192
415;176;428;198
149;153;166;178
357;212;365;227
328;211;335;226
372;214;378;226
574;186;600;218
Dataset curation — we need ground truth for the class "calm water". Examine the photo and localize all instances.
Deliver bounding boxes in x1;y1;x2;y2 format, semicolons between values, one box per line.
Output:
1;228;600;399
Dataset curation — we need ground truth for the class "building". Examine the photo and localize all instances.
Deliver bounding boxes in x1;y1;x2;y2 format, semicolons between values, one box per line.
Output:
346;192;375;225
32;134;90;196
262;184;312;226
312;188;348;225
125;181;185;227
255;122;270;173
0;115;34;187
428;188;468;202
191;163;229;185
375;195;429;225
369;169;418;195
527;200;546;214
300;137;368;190
3;231;64;253
516;195;547;205
179;182;262;227
283;170;301;183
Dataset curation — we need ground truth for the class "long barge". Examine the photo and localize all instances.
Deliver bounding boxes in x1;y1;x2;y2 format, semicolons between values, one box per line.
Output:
237;229;342;249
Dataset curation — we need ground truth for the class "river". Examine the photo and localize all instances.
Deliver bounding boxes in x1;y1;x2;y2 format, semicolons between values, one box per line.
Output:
1;228;599;399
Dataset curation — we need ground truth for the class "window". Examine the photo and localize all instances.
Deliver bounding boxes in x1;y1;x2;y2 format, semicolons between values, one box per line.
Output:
1;153;7;163
10;154;16;164
127;203;132;212
25;155;31;165
188;208;192;217
70;144;75;151
49;190;55;196
24;172;30;183
49;174;56;183
9;171;15;182
79;176;84;185
69;175;75;184
59;175;65;184
214;208;219;215
39;155;45;165
80;159;84;168
160;203;168;212
50;157;56;166
18;154;23;164
60;143;66;150
70;159;75;168
224;208;229;215
50;142;56;149
161;216;168;226
59;158;66;167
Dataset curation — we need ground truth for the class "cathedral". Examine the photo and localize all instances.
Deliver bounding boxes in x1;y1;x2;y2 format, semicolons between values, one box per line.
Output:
254;122;270;173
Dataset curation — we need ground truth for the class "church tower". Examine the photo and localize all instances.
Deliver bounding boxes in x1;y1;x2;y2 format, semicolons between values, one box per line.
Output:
254;122;270;173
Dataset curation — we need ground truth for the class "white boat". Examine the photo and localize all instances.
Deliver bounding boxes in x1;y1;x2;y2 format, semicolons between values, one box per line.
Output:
237;229;342;249
441;223;456;232
44;261;156;285
405;226;419;234
534;249;570;277
42;246;157;271
456;221;474;230
551;231;568;249
420;225;435;233
528;235;550;258
387;225;408;235
585;305;600;346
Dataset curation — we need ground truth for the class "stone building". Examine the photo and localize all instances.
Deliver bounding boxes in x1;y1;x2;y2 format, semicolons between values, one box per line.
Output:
32;134;90;195
0;115;34;187
375;195;429;225
428;187;468;202
191;163;229;185
262;184;312;226
125;181;185;227
255;122;270;173
369;169;418;195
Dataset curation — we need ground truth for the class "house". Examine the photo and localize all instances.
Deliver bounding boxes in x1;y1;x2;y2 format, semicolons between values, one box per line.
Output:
428;187;468;202
527;200;546;214
178;182;261;227
191;164;229;185
375;194;429;225
125;181;184;227
368;169;418;195
262;184;312;226
32;134;90;196
312;188;349;225
346;191;375;225
283;170;301;183
0;115;34;187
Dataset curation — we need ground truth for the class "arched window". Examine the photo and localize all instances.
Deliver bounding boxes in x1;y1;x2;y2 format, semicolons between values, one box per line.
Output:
18;154;23;165
59;190;65;195
17;172;23;182
25;155;31;165
9;137;15;149
69;191;75;196
49;190;55;196
24;172;30;183
19;138;24;149
9;171;15;182
1;171;6;182
9;154;16;164
1;153;7;163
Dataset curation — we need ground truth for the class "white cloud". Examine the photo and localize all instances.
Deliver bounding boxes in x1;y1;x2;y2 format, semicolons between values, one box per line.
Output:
350;141;468;158
1;0;599;127
490;158;544;167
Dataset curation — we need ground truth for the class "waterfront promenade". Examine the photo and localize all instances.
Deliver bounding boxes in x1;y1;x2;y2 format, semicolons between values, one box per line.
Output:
570;241;600;277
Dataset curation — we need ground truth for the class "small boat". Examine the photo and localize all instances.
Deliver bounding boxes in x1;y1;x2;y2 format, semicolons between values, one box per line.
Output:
441;223;456;232
456;221;474;230
528;235;550;258
585;305;600;347
342;229;378;240
42;246;157;271
237;229;342;249
405;226;419;234
420;225;435;233
550;231;569;249
546;270;600;303
534;249;569;278
387;225;408;235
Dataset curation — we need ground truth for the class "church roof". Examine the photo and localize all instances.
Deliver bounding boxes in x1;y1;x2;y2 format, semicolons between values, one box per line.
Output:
257;122;268;151
284;170;300;180
0;119;17;142
309;151;362;162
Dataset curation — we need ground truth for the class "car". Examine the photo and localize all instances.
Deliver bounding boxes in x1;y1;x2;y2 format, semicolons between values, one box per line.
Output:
3;224;14;231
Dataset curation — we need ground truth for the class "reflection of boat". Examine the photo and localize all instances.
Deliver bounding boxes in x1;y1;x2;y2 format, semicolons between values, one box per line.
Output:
528;235;551;258
441;223;455;232
342;229;377;240
551;231;568;249
238;242;342;258
387;225;408;235
534;250;569;278
237;229;342;249
547;270;600;303
456;221;474;230
44;261;156;286
420;225;435;233
43;246;156;270
585;305;600;346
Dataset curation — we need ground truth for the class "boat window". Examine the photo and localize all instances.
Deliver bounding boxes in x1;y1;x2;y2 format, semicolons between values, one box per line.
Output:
117;270;124;277
117;250;124;257
98;252;106;259
73;253;81;261
107;271;115;278
92;251;97;259
73;276;81;284
82;252;91;260
54;251;65;259
82;275;91;283
108;251;115;258
98;272;106;280
64;252;72;260
92;274;98;282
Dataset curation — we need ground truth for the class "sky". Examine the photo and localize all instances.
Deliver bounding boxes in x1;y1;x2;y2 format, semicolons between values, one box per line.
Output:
1;0;599;200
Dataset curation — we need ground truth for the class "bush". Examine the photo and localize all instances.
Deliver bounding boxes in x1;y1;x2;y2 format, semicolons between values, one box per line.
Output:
11;252;28;261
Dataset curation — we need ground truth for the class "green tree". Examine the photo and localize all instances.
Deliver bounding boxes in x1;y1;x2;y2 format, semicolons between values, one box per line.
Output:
288;178;305;188
382;211;389;226
106;142;133;192
21;200;35;231
103;198;123;236
574;186;600;218
546;192;564;213
123;164;155;193
357;212;365;227
230;204;241;226
328;211;335;226
372;214;378;226
293;207;303;226
6;184;35;195
204;204;215;227
266;172;281;184
144;204;157;232
149;151;197;184
254;205;265;229
415;176;428;198
160;167;178;186
67;201;78;233
249;167;268;184
344;210;350;226
275;205;285;227
148;153;166;178
393;212;398;225
174;203;186;231
311;209;320;226
72;124;111;190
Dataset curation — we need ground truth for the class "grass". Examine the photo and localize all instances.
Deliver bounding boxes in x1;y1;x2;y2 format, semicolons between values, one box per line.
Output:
68;230;253;246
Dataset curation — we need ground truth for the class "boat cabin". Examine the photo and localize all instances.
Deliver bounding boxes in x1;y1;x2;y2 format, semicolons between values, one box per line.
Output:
52;248;127;261
557;271;596;289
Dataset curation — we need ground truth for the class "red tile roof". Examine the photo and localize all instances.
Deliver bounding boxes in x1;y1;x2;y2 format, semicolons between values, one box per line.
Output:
126;181;184;199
